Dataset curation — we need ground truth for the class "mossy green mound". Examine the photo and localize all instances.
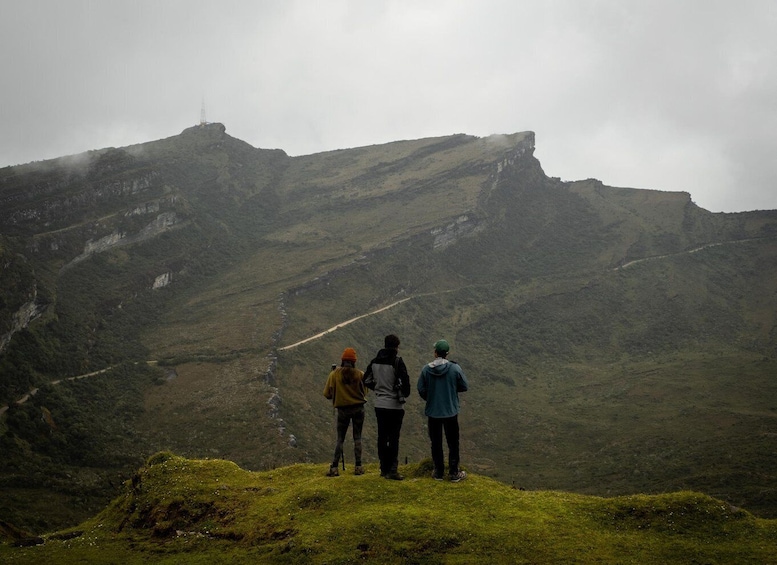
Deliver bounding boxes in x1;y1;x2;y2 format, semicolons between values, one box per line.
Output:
2;454;775;564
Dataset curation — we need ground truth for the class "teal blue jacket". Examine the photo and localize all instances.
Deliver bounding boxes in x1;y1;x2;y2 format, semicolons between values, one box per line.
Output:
417;358;469;418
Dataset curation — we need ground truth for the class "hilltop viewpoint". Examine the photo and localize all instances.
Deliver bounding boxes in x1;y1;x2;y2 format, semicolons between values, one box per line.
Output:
1;453;776;563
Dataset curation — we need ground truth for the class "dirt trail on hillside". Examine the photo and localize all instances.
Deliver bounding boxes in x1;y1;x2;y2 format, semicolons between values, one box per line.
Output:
616;238;759;270
0;367;116;415
278;297;415;351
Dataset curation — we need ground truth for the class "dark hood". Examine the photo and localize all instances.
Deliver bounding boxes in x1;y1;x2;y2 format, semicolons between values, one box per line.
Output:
374;348;398;364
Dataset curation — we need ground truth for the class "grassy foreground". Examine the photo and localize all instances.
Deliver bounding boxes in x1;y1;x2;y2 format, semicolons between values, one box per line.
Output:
2;454;775;564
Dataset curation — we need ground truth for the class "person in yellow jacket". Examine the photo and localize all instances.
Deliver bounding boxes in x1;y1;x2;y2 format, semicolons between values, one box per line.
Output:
323;347;367;476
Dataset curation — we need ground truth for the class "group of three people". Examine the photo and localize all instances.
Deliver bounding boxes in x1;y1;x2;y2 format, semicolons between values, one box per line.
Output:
322;334;469;482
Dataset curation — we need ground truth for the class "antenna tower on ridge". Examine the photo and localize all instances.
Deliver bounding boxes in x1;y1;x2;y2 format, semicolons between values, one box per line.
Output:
199;99;208;126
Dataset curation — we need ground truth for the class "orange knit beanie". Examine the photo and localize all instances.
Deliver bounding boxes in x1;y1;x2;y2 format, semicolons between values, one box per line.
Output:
341;347;357;362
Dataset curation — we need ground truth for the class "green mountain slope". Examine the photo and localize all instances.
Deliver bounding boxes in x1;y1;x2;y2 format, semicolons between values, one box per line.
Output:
2;454;775;564
1;123;776;534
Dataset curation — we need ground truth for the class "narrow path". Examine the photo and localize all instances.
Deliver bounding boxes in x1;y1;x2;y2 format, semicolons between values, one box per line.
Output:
615;238;762;270
278;297;414;351
1;366;117;416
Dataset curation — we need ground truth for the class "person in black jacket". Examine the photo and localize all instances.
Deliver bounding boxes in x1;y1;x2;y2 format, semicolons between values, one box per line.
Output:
363;334;411;480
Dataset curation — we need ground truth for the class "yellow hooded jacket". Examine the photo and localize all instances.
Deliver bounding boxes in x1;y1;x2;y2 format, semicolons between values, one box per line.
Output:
323;367;367;408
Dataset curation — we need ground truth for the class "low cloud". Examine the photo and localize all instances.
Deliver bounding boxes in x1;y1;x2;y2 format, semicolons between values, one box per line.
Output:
1;0;774;213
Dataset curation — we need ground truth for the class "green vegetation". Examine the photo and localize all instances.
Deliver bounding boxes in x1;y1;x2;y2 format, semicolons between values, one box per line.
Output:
2;454;775;564
0;363;161;533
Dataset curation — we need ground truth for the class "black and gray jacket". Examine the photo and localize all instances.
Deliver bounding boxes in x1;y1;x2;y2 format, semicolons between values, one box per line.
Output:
363;348;411;410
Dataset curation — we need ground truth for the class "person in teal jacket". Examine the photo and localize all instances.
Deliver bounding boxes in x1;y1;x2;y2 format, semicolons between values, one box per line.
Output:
417;339;469;482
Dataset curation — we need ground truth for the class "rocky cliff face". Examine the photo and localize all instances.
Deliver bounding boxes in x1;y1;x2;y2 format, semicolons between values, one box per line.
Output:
0;297;41;354
65;211;184;269
0;249;39;354
0;152;160;232
431;214;482;249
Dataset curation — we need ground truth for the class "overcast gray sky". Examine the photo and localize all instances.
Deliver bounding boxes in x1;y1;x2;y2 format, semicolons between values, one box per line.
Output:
2;1;775;212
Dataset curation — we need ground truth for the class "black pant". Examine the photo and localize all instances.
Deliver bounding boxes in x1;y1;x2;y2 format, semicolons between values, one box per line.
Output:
428;415;460;476
331;404;365;468
375;407;405;474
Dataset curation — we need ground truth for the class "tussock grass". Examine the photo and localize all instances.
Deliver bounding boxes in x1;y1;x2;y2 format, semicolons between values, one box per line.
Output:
2;454;775;564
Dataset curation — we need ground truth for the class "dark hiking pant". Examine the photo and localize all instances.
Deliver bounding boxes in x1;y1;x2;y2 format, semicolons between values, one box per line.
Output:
331;404;365;468
375;407;405;474
428;415;460;476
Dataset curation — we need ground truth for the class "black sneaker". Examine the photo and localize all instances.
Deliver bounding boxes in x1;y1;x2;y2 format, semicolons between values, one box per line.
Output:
431;471;443;481
450;471;467;483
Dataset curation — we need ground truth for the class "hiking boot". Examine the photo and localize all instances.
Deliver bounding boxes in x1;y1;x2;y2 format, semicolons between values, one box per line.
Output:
326;466;339;477
450;470;467;482
354;466;365;476
384;471;404;481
